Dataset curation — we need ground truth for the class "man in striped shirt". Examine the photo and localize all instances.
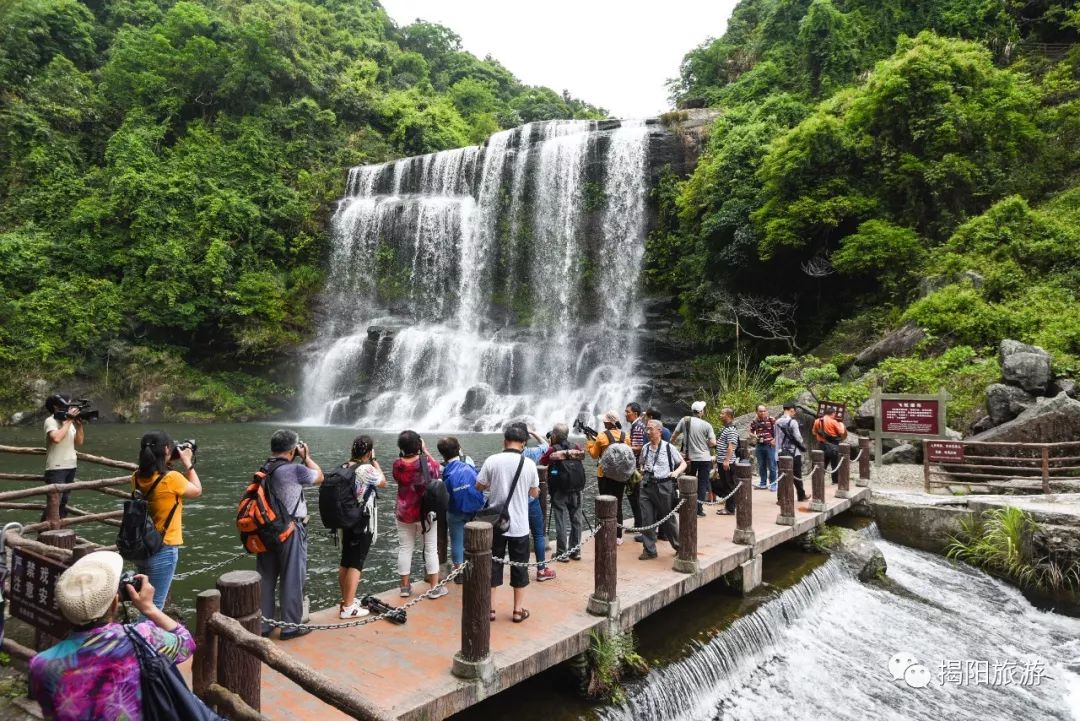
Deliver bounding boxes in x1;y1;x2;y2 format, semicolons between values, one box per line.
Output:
625;402;647;533
714;408;739;515
749;405;779;491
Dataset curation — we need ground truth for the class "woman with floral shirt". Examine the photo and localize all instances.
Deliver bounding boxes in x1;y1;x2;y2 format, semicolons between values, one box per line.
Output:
29;551;196;721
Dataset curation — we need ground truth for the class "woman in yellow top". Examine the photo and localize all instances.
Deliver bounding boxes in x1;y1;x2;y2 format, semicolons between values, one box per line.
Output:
131;430;202;609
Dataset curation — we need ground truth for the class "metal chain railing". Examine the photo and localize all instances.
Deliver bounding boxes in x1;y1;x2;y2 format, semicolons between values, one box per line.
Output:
700;481;743;505
493;524;600;568
172;552;247;581
260;561;469;631
623;497;686;532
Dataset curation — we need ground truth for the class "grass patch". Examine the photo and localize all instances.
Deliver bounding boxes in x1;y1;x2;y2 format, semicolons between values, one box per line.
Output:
584;629;649;703
947;506;1080;592
812;524;843;552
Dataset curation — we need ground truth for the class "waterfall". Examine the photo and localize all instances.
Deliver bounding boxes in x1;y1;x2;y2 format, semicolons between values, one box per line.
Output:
600;539;1080;721
300;119;655;431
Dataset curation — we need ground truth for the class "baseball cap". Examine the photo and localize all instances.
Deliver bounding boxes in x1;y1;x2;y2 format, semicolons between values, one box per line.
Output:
56;551;123;625
783;401;796;410
691;401;706;413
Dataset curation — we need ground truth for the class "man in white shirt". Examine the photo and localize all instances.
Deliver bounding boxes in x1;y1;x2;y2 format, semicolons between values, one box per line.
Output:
42;393;85;519
638;420;686;559
476;423;540;623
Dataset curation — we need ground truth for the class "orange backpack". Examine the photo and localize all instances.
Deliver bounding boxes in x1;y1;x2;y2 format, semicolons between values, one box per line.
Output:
236;458;298;553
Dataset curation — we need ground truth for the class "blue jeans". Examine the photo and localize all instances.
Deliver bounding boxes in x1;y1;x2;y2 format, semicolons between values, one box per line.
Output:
447;510;468;566
528;497;546;570
136;544;179;610
755;445;778;488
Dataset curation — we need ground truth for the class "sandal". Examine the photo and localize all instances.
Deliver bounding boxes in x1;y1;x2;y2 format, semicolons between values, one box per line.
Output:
716;509;733;515
490;609;496;622
512;608;530;623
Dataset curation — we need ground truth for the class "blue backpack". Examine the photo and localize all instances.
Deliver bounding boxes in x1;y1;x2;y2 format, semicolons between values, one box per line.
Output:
444;459;485;515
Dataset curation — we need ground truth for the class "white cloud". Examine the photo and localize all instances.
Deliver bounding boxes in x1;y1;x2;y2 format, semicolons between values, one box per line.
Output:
379;0;739;119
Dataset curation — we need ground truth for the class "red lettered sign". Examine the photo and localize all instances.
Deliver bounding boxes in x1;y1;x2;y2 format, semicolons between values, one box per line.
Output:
881;399;940;436
817;401;848;422
9;548;70;638
926;440;965;464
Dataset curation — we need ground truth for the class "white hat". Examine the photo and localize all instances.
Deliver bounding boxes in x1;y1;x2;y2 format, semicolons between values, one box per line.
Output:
56;551;123;625
691;401;707;413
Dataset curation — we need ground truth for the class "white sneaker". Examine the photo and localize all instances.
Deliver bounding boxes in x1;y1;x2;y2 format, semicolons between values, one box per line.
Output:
428;585;449;599
339;600;370;619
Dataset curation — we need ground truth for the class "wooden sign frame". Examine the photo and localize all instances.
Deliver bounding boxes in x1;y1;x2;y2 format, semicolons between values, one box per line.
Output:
9;547;71;639
872;387;950;467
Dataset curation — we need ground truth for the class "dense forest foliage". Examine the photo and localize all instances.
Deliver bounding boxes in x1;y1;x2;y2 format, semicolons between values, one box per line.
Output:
649;0;1079;427
0;0;603;419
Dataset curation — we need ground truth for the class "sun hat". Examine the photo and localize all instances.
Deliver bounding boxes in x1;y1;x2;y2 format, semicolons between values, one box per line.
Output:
603;411;620;425
56;551;123;625
691;400;707;413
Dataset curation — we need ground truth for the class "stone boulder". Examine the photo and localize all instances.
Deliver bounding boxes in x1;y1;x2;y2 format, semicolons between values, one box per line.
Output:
854;323;926;369
881;443;919;465
985;383;1036;425
461;383;494;416
834;527;887;582
1000;339;1052;394
1052;378;1077;399
969;392;1080;444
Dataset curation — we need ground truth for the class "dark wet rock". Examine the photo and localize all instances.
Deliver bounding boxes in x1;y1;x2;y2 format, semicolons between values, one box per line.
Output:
461;384;494;415
834;527;888;582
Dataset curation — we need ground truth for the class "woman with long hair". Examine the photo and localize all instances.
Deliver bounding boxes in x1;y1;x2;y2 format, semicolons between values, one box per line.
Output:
392;430;444;599
336;434;387;618
131;430;203;609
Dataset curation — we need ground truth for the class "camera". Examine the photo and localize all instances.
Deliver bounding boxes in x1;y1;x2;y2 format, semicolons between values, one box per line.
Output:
118;571;143;596
170;439;198;467
53;398;100;423
573;417;598;440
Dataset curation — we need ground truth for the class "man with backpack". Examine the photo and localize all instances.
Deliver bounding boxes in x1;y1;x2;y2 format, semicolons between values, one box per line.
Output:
776;403;808;502
438;436;484;582
671;401;717;517
255;430;323;639
540;424;585;562
812;407;848;485
638;420;686;560
585;411;636;545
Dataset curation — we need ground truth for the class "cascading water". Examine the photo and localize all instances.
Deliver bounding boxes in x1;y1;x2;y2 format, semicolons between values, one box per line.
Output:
601;532;1080;721
300;119;653;431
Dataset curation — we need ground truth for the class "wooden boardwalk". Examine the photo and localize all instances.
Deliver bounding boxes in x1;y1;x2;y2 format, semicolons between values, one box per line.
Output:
246;482;870;720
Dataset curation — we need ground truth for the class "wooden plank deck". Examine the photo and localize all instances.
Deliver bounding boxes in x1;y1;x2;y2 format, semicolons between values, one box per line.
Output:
249;483;870;720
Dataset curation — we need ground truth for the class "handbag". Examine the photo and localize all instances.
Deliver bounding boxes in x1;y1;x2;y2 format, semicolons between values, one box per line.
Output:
473;454;525;534
124;625;226;721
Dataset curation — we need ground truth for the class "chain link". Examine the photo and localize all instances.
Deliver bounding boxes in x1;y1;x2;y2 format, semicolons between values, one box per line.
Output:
622;497;686;533
493;525;600;568
171;552;247;581
260;562;469;631
700;481;743;505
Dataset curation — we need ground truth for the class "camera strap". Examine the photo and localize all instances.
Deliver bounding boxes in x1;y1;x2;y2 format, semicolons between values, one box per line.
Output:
135;472;181;535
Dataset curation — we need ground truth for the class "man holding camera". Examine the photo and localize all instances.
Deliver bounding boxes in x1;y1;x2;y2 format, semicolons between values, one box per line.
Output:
259;429;324;639
638;420;685;560
42;393;85;519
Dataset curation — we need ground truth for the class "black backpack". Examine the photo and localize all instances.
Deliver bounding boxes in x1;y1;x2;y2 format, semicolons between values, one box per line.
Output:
117;472;179;562
417;456;448;533
548;445;586;493
319;464;367;531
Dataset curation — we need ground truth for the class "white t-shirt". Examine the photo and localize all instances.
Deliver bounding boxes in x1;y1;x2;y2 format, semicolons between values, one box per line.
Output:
43;416;77;470
477;450;539;538
352;463;382;497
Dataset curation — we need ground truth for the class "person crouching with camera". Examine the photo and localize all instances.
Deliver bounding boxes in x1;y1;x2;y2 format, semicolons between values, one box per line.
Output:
29;552;197;720
42;393;86;520
131;431;202;610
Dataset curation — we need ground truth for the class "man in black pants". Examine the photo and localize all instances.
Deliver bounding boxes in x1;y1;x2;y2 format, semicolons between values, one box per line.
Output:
625;402;647;537
671;401;717;517
42;394;85;519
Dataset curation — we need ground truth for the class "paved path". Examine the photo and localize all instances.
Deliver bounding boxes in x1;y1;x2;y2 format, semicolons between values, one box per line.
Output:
250;483;870;720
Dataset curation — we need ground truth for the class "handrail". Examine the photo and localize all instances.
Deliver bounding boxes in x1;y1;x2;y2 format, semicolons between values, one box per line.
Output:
0;475;130;502
0;445;138;471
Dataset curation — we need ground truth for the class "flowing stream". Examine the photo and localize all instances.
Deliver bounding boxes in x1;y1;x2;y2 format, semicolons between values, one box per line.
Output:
299;119;652;431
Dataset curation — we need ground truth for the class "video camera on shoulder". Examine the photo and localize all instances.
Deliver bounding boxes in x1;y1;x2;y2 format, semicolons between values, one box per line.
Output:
50;397;100;422
572;417;598;440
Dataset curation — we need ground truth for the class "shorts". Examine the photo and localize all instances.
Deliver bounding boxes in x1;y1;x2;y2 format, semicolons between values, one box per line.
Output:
491;533;530;589
339;527;373;571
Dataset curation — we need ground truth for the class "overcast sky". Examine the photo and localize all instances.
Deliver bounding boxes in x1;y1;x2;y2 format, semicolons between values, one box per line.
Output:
379;0;741;119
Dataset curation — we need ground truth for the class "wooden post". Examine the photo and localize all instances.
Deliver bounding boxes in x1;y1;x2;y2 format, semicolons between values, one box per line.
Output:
732;461;754;545
857;436;871;487
194;590;221;700
836;442;852;499
924;444;932;493
776;455;795;526
452;522;494;680
71;543;96;561
587;495;618;617
216;571;262;711
673;475;698;573
810;450;826;512
45;491;61;527
1041;446;1050;494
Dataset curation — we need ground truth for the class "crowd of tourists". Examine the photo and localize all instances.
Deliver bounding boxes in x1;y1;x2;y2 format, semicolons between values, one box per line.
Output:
26;393;848;720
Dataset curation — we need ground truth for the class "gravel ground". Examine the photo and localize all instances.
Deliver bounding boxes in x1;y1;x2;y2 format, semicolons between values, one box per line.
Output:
867;463;926;491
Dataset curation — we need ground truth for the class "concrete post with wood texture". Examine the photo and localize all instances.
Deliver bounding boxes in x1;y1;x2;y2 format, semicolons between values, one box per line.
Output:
836;442;852;499
193;589;221;700
732;461;755;546
216;570;262;711
810;450;826;512
857;436;871;487
1041;446;1051;494
45;491;62;527
452;521;494;681
673;475;698;573
776;455;795;526
587;495;618;618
